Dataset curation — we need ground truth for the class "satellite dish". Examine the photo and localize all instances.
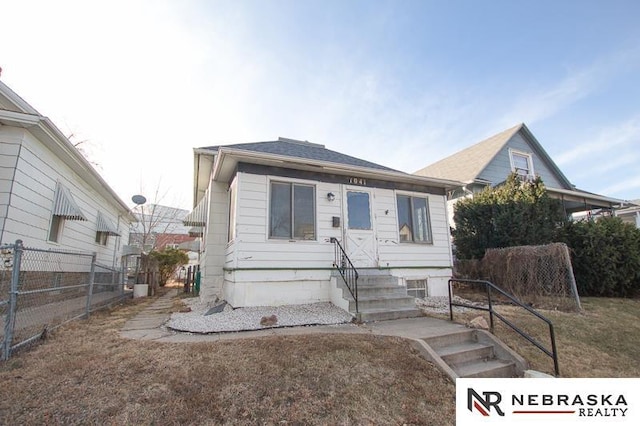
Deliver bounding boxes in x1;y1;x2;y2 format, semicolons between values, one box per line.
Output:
131;195;147;205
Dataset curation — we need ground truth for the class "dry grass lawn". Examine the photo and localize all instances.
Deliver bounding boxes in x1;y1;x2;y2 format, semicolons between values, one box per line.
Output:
2;287;637;425
0;293;455;425
443;296;640;377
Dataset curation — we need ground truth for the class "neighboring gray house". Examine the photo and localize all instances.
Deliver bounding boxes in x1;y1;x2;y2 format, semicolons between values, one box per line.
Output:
185;137;461;320
414;123;623;225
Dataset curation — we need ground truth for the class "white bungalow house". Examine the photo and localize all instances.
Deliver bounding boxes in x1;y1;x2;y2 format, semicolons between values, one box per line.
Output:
0;80;134;266
414;123;624;226
184;137;461;320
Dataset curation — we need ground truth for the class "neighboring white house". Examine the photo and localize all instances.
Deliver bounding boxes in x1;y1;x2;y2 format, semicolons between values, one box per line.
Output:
615;200;640;228
414;123;624;226
185;137;461;319
0;80;134;266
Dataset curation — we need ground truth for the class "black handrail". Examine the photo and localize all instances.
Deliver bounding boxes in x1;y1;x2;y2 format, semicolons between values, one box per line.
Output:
330;237;359;313
448;278;560;377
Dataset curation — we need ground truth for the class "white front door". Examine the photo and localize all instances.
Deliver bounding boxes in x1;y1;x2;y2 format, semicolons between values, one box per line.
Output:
344;188;377;267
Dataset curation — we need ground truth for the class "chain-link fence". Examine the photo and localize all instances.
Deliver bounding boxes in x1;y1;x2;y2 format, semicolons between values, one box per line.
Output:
454;243;581;312
1;240;129;360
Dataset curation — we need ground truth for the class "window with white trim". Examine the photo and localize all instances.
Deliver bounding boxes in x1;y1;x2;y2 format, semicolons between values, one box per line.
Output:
269;181;316;240
406;279;427;299
510;150;534;179
396;194;433;244
48;215;64;242
95;231;109;245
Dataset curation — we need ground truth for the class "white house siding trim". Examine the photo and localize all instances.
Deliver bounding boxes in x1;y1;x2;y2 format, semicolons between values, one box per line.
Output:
208;171;454;307
0;129;23;243
1;128;129;266
200;181;228;302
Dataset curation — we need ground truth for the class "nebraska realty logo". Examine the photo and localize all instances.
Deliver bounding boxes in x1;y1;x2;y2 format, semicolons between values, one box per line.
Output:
457;378;639;425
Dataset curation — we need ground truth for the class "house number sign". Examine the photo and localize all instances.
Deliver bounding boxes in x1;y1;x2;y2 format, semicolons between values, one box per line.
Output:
348;177;367;186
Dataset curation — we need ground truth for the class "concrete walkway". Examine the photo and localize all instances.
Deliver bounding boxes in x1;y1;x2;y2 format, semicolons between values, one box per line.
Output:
120;289;468;343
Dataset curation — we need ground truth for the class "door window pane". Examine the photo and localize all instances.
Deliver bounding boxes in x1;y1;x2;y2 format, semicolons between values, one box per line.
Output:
347;191;371;230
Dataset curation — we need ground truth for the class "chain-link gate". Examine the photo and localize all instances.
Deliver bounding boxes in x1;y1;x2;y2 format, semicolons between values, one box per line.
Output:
1;240;128;360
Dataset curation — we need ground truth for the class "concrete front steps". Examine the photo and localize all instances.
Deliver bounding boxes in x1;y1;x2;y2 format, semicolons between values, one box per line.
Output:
336;271;423;322
421;329;527;378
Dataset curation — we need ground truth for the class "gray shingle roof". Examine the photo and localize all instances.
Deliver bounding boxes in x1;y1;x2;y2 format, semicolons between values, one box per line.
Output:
201;138;399;172
414;123;523;183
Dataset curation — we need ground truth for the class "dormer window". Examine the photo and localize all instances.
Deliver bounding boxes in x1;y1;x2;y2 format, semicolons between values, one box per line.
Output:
509;149;534;180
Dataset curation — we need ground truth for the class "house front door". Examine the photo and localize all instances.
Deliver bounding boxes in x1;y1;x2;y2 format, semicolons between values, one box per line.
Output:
343;188;378;268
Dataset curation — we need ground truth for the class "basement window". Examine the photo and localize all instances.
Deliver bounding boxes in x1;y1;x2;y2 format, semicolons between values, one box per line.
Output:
406;279;427;299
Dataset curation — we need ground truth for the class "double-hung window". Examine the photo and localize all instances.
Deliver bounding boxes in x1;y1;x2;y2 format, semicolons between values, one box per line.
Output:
48;215;64;242
270;182;316;240
510;150;534;179
95;231;109;245
396;194;432;244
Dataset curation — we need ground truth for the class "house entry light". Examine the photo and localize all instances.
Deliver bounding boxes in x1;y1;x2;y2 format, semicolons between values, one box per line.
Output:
327;192;335;201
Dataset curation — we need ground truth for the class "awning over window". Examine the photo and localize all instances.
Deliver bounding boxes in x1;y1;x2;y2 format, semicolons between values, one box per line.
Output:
188;226;203;237
96;212;120;236
183;196;208;227
52;182;87;220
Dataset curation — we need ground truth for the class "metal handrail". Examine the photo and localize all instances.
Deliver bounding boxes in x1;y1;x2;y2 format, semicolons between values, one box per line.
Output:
330;237;359;313
448;278;560;377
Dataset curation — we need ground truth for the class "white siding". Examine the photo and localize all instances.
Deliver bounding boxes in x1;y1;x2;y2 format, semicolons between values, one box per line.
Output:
1;128;130;266
201;181;228;301
0;128;23;241
229;172;341;270
222;172;453;270
376;188;452;268
202;170;455;306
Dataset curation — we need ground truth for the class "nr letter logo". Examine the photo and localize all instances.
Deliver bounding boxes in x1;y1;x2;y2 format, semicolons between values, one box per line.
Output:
467;388;505;416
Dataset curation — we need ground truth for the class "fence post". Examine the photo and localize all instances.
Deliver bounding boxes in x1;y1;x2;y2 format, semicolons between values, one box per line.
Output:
2;240;23;361
120;264;125;296
85;253;97;319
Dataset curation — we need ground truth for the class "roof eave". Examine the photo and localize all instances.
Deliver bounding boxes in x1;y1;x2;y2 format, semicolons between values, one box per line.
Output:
1;109;135;221
547;187;624;207
519;124;574;189
211;147;463;190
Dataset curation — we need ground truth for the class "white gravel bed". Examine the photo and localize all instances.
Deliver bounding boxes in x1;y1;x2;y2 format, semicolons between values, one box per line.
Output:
166;300;353;333
417;296;487;314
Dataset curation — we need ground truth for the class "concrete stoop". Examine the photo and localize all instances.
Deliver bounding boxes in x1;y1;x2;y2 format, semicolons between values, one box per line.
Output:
337;271;422;322
418;329;528;379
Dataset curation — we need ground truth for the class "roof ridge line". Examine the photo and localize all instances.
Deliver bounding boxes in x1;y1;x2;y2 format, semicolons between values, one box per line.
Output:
277;137;325;148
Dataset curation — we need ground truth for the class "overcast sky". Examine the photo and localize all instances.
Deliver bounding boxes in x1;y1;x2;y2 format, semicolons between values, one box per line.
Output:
1;0;639;209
